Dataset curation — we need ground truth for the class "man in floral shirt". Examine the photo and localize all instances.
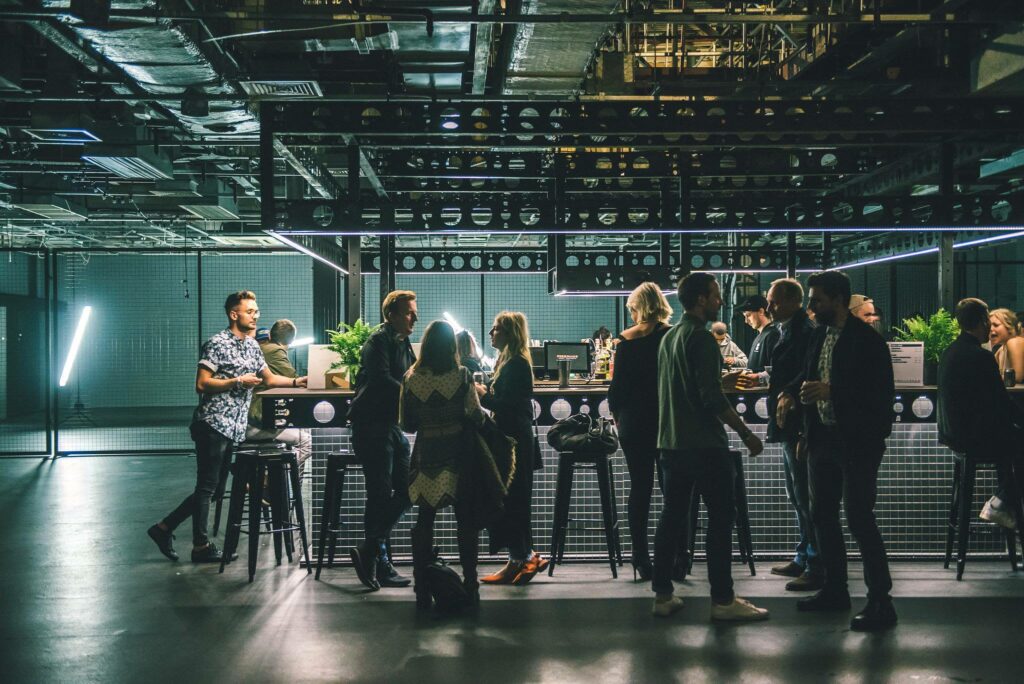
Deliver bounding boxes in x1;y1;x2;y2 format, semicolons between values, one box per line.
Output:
148;290;307;563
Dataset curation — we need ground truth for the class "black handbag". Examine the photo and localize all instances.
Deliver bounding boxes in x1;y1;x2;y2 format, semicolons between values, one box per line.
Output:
546;413;619;455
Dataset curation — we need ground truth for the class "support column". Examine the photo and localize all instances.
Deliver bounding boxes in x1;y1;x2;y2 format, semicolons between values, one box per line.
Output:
345;144;363;325
786;232;798;278
939;234;956;312
379;235;396;318
259;103;274;231
344;237;362;326
939;142;956;311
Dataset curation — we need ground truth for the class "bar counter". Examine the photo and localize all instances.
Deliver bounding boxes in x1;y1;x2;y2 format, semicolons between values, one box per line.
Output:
261;384;1019;561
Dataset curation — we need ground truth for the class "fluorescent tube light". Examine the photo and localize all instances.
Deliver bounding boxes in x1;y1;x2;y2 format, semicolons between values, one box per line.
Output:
442;312;464;333
290;337;314;347
59;306;93;387
265;231;349;274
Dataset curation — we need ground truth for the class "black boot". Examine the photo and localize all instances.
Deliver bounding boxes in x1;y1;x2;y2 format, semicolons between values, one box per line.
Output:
349;539;380;591
411;526;433;610
458;524;480;607
850;600;897;632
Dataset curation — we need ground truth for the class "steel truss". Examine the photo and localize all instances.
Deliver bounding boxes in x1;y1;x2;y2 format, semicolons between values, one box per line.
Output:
267;99;1024;142
274;194;1024;235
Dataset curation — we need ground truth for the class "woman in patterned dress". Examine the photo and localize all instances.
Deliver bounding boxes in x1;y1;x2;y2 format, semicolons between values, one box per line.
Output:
400;320;488;607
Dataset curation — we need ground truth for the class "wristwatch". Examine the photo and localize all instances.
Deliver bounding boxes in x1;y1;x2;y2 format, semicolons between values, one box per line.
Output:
292;377;297;387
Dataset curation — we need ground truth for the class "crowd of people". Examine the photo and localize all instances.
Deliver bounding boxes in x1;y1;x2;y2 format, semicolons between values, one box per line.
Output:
146;272;1023;634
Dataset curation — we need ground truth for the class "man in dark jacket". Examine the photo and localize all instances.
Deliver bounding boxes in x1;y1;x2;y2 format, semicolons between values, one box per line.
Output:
739;294;780;377
347;290;418;591
760;278;822;591
938;298;1023;531
777;270;896;632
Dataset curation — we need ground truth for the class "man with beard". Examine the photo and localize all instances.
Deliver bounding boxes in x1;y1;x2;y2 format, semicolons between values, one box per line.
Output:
148;291;307;563
777;270;897;632
652;272;769;622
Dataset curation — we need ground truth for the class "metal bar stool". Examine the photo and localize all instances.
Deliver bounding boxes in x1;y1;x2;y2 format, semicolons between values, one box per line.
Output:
315;450;362;580
219;444;312;582
212;441;274;537
547;450;623;578
681;450;757;579
944;452;1023;579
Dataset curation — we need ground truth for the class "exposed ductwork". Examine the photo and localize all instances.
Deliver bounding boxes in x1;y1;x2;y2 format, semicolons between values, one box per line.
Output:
503;0;619;95
62;1;258;137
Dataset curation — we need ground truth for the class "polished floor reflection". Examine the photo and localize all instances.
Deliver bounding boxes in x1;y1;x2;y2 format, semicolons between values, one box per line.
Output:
2;456;1022;683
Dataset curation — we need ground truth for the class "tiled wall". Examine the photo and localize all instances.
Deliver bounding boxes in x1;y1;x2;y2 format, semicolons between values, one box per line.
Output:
305;421;1003;563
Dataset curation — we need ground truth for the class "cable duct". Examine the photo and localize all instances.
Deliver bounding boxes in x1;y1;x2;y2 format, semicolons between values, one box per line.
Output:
54;0;258;136
503;0;619;95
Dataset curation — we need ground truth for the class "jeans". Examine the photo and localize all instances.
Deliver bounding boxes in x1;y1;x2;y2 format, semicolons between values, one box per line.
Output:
164;421;233;546
781;439;820;575
808;425;893;603
652;448;735;604
621;437;685;564
352;421;411;545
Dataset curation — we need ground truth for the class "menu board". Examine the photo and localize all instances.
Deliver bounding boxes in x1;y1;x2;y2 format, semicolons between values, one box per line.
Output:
887;341;924;386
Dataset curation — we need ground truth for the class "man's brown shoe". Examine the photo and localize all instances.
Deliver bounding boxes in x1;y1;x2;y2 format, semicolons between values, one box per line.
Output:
785;572;825;591
770;561;804;578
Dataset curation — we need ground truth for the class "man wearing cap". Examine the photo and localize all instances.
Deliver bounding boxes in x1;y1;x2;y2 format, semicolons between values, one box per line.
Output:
739;295;780;382
850;294;881;331
246;320;312;469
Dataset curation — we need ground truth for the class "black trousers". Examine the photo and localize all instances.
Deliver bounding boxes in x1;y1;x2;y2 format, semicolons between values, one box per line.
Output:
652;448;735;604
164;421;233;546
807;425;893;603
620;436;685;564
352;421;411;546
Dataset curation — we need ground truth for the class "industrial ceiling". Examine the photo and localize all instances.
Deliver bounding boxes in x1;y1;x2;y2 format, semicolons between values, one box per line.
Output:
2;0;1024;269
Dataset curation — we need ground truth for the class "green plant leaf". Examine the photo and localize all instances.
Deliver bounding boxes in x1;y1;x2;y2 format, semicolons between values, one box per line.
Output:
894;308;959;364
325;319;381;383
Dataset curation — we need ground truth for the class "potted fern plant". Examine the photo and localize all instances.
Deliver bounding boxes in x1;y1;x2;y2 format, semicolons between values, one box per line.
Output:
326;319;380;389
893;308;960;385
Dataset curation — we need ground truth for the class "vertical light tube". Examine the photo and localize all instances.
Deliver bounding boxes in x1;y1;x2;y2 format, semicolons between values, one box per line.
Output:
59;306;92;387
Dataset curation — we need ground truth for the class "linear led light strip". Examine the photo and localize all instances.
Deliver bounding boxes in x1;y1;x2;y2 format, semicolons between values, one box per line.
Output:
265;231;349;274
273;225;1024;237
836;230;1024;269
59;306;92;387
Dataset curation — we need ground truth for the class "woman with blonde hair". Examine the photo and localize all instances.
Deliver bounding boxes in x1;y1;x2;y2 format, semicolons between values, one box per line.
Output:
476;311;547;584
608;282;681;580
401;320;489;609
990;308;1024;383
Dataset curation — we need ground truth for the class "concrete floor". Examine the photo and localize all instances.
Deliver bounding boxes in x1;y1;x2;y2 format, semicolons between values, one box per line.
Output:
2;456;1023;683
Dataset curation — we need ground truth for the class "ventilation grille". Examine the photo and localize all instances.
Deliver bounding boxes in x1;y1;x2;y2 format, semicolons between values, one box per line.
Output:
239;80;323;98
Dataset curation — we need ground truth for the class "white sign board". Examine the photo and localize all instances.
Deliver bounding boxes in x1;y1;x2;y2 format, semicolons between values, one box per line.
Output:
307;344;342;390
888;341;925;386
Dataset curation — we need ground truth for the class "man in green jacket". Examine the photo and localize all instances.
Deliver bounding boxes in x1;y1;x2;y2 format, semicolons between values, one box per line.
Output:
246;320;312;466
652;272;768;623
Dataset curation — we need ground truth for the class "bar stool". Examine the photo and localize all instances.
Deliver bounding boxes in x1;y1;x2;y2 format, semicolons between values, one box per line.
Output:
212;440;274;537
315;450;363;580
680;450;757;579
944;452;1023;580
219;444;312;582
547;450;624;578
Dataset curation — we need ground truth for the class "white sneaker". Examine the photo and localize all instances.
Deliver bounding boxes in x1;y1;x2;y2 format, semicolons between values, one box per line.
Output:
711;596;770;622
980;497;1017;530
652;595;684;618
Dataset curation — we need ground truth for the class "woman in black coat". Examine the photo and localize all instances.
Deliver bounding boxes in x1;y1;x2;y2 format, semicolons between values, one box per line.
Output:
476;311;547;585
608;282;680;580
